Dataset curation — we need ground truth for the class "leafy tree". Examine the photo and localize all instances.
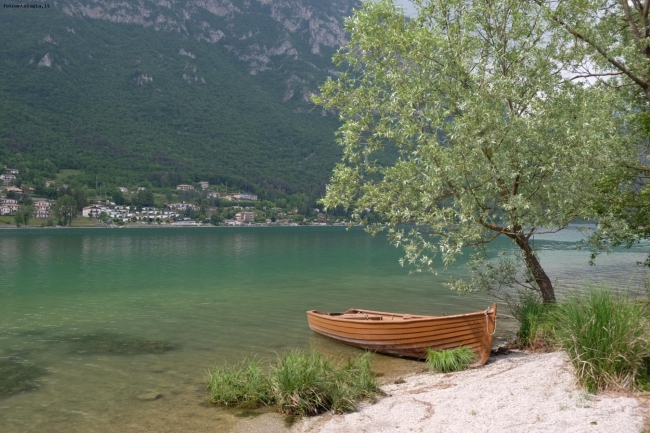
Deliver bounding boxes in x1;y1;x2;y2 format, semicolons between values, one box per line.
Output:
14;211;23;228
56;195;78;226
112;188;126;206
315;0;631;302
133;189;155;207
15;197;35;227
533;0;650;264
288;193;309;214
179;189;199;203
72;188;88;211
36;158;57;176
199;199;209;219
21;204;34;226
59;186;88;211
535;0;650;102
276;198;287;209
144;190;155;207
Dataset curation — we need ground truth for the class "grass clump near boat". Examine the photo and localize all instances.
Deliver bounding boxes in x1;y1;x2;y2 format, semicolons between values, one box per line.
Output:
206;349;381;416
509;292;556;350
425;347;477;373
206;358;272;409
553;288;650;393
271;350;380;416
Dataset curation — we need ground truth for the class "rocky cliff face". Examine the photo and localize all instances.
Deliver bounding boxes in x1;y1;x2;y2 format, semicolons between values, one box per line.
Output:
54;0;357;103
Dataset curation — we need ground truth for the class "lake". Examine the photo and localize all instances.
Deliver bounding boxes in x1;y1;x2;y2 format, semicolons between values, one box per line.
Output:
0;226;647;432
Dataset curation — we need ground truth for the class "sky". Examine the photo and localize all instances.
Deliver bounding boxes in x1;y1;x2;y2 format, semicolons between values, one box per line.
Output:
392;0;417;16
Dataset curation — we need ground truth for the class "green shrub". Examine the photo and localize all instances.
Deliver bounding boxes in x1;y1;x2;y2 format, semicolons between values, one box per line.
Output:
206;349;381;416
342;352;379;401
269;349;334;415
553;288;650;393
509;291;556;350
327;352;381;414
638;357;650;391
425;347;477;373
269;350;381;416
206;358;272;408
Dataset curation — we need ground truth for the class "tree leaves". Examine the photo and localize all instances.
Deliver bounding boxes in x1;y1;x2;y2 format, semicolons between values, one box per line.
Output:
315;0;634;300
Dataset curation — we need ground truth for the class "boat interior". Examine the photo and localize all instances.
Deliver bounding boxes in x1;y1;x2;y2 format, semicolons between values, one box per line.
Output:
316;309;427;321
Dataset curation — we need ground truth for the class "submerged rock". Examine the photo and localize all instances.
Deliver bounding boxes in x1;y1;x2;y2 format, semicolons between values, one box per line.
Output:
138;392;163;401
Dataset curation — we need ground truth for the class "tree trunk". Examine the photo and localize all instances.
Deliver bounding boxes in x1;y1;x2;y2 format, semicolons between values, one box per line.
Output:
511;234;556;303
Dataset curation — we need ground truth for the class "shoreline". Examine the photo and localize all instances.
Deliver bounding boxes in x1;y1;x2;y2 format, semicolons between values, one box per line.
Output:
233;351;647;433
0;223;351;230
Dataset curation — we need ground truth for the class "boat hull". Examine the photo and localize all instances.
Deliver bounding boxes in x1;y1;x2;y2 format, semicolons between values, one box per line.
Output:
306;304;497;365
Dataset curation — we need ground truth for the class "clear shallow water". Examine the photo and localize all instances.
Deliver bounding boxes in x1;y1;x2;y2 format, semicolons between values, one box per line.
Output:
0;226;647;432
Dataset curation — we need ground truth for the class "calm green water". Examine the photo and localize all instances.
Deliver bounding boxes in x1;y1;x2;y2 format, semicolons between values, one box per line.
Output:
0;226;647;432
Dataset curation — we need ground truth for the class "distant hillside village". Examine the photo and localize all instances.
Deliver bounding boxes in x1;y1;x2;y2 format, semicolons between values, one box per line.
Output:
0;166;348;227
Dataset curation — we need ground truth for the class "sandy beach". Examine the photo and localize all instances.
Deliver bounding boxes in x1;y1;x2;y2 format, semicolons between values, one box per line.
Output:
234;351;647;433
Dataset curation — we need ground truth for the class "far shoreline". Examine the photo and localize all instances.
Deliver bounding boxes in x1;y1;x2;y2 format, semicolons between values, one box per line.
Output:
0;222;353;230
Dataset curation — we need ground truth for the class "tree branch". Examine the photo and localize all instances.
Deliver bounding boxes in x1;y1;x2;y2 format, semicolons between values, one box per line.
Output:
625;162;650;174
534;0;650;93
621;0;643;41
569;71;624;80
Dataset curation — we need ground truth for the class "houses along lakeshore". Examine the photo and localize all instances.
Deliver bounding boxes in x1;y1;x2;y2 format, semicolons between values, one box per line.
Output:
0;174;342;228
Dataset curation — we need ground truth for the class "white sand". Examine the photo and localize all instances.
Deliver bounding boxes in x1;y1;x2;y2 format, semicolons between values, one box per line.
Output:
290;351;645;433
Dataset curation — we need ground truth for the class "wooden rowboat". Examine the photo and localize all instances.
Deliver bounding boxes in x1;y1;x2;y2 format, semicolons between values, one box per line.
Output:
306;304;497;365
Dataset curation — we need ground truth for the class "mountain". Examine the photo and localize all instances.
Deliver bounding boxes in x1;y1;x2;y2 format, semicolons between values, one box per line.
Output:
0;0;359;197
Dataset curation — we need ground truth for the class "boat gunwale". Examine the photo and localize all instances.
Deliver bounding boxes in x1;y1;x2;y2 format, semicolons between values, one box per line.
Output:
307;305;496;324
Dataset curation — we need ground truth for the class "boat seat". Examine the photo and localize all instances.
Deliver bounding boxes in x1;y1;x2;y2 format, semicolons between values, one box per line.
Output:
340;314;383;321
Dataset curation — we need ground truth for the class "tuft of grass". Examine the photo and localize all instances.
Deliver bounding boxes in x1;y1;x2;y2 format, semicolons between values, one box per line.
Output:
553;288;650;393
509;291;556;350
269;349;334;415
207;358;272;408
270;350;381;416
637;358;650;391
331;352;382;412
425;347;477;373
343;352;380;402
206;349;382;416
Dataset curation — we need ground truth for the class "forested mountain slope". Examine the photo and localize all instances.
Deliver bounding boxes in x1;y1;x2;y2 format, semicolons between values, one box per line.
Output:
0;0;358;196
